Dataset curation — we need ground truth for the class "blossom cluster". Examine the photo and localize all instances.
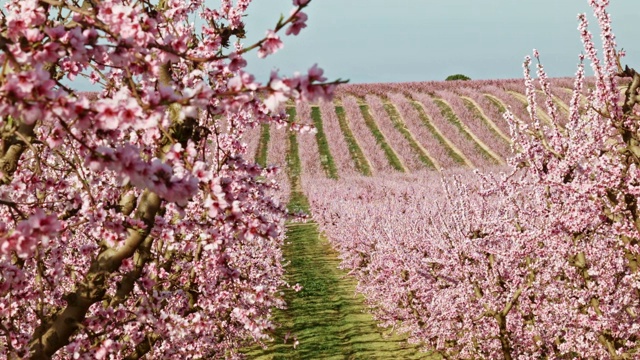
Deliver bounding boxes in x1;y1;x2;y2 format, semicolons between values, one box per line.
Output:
305;1;640;358
0;0;338;358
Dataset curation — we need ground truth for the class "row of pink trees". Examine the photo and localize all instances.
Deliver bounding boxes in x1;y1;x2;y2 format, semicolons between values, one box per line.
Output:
317;99;359;176
434;90;510;161
0;0;341;358
364;94;424;171
386;92;455;170
341;96;391;174
310;1;640;358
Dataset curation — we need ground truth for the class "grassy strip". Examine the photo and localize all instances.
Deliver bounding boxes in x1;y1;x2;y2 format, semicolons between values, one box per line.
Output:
285;109;303;182
433;99;500;164
285;107;312;214
334;106;372;176
244;120;431;359
358;104;405;172
245;222;433;360
461;98;510;145
382;102;436;169
256;123;270;167
409;101;466;165
485;94;507;114
535;90;569;115
310;106;339;179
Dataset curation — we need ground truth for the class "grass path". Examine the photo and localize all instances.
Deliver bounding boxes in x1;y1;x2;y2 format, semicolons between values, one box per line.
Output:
256;123;271;167
409;100;470;166
460;96;511;144
484;94;510;116
310;106;340;179
244;124;434;359
534;90;570;116
560;87;589;108
506;90;554;126
244;220;430;359
334;105;373;176
358;104;407;172
382;101;439;170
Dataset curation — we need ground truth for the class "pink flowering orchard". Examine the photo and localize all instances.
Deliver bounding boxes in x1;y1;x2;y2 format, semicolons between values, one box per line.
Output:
305;1;640;359
0;0;340;358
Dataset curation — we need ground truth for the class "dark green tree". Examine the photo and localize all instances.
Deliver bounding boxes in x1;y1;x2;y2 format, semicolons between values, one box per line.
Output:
445;74;471;81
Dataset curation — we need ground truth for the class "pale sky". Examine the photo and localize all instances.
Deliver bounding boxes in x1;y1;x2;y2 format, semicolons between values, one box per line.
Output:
48;0;640;90
243;0;640;84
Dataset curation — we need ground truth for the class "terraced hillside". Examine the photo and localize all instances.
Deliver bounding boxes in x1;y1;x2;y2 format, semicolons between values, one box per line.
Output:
251;77;587;178
242;77;594;358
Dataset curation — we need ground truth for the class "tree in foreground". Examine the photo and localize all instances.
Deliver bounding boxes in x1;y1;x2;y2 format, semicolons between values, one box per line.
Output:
309;1;639;358
0;0;341;358
418;1;640;357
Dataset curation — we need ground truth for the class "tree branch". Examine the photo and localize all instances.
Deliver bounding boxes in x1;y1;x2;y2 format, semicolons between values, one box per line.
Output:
0;119;36;184
28;190;161;359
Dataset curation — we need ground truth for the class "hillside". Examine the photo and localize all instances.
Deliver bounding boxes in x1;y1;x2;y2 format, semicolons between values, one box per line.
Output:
251;77;594;180
243;77;597;358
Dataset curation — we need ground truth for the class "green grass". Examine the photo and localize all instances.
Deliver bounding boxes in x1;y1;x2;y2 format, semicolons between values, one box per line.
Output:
409;101;466;165
256;123;271;167
285;108;302;182
382;102;436;169
485;94;507;114
433;99;499;164
243;223;432;360
358;104;405;172
310;107;339;179
461;98;510;146
334;106;372;176
285;107;310;215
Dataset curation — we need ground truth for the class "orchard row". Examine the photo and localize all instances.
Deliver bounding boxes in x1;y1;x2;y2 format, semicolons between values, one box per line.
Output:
251;77;600;180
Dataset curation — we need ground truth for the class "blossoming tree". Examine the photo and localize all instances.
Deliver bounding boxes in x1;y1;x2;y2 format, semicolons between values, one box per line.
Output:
0;0;341;358
307;1;640;358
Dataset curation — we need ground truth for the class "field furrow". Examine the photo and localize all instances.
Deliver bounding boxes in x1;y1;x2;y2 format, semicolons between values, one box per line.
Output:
435;91;508;163
295;103;325;178
255;123;270;167
317;100;361;177
459;95;511;143
409;97;471;167
365;94;428;172
268;111;292;204
245;126;262;165
507;90;555;126
382;100;439;170
457;90;511;137
388;92;460;170
482;86;531;123
310;106;340;179
334;104;373;176
358;103;407;172
342;96;402;173
414;92;491;167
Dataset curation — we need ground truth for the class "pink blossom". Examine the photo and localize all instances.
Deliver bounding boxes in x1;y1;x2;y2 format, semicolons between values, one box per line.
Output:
257;30;284;58
0;0;335;357
2;209;61;257
265;76;291;111
286;11;308;36
228;52;248;71
94;99;121;130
